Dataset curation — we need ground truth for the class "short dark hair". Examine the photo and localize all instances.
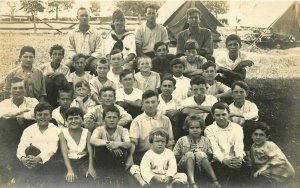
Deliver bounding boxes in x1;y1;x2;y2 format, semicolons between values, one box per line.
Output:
7;77;24;90
202;60;216;70
142;90;158;101
50;44;64;57
183;114;205;131
169;58;185;68
119;69;134;80
102;105;120;120
186;7;201;18
65;107;84;119
231;81;249;93
251;122;271;137
184;40;199;51
149;127;169;144
77;7;90;16
74;80;90;90
211;102;230;115
72;53;86;64
34;102;53;116
20;46;35;58
96;57;110;69
58;85;74;99
190;76;206;86
226;34;242;47
145;4;158;12
161;73;176;86
99;86;115;97
154;41;169;52
110;49;123;58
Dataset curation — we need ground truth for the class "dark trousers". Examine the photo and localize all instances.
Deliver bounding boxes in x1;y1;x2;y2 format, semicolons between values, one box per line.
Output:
94;146;128;179
0;118;36;183
243;120;257;151
17;151;64;187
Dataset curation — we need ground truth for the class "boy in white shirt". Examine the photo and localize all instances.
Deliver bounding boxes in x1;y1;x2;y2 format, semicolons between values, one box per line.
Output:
204;102;244;187
181;76;218;126
52;86;74;129
107;49;125;89
229;81;259;151
169;58;191;101
17;103;62;186
140;128;187;188
116;69;143;118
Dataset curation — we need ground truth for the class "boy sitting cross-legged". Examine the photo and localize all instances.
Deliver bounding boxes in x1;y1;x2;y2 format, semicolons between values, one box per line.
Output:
90;105;131;183
140;128;188;188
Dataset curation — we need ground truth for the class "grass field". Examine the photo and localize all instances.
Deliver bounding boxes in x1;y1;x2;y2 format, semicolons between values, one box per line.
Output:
0;33;300;187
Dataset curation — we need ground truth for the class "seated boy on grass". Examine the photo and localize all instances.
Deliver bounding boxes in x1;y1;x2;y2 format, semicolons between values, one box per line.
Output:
52;85;74;129
16;103;63;186
0;77;39;185
135;57;161;93
69;53;94;89
229;81;259;152
215;34;254;87
107;49;126;89
60;107;96;185
89;58;116;105
151;41;176;78
169;58;192;101
71;80;96;115
116;69;143;118
140;128;188;188
4;46;46;101
204;102;244;187
202;61;231;100
180;76;218;126
127;90;175;187
39;44;70;79
84;86;132;131
90;105;131;180
180;40;207;78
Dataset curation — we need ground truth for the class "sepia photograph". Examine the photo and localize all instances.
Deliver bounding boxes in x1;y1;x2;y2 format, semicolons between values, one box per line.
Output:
0;0;299;187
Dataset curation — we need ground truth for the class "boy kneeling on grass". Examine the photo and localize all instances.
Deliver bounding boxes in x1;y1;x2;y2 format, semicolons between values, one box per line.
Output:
60;107;96;185
140;128;188;188
90;105;131;183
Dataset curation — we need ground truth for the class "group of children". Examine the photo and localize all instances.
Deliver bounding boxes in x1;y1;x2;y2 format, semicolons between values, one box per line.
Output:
0;35;296;188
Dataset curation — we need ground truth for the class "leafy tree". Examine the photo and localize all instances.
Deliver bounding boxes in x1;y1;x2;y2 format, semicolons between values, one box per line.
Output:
20;0;45;33
203;0;229;18
116;0;162;16
90;0;101;13
48;0;74;20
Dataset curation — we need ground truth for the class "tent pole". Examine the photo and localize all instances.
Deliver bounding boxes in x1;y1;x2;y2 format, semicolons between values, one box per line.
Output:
250;9;285;48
